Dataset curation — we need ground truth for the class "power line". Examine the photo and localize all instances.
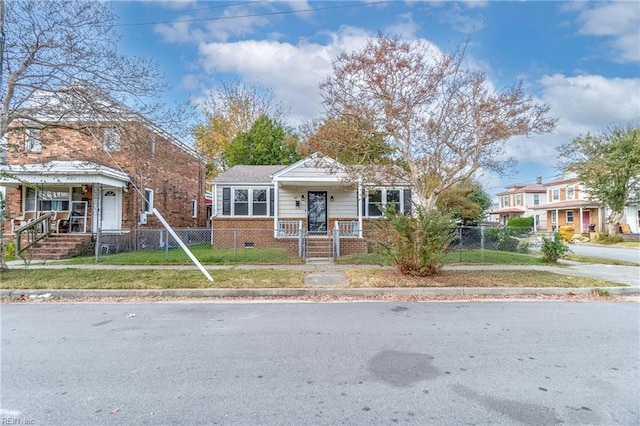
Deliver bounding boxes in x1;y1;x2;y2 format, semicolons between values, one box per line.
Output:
115;1;395;27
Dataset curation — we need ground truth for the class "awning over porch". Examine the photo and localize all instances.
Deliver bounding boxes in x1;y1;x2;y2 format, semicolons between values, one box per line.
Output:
0;161;130;187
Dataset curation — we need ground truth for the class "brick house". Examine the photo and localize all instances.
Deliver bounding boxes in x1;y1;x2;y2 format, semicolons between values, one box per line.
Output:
210;155;412;257
489;177;548;229
531;176;604;233
0;118;207;238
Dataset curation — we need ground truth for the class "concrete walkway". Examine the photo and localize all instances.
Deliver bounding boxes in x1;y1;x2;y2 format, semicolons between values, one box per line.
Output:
2;259;639;298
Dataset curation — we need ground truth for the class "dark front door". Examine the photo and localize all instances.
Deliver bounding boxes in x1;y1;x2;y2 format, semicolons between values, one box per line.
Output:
307;191;327;234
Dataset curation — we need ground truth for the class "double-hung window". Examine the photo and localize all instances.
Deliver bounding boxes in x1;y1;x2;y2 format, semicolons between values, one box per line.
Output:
144;189;154;213
234;189;249;216
566;187;574;200
25;128;42;152
552;189;560;201
566;210;574;222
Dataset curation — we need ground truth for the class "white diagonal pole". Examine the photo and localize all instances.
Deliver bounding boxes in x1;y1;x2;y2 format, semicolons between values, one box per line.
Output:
153;208;213;282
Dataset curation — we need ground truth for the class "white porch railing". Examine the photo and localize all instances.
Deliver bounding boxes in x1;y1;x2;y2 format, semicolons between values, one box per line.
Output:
335;220;360;237
276;220;302;237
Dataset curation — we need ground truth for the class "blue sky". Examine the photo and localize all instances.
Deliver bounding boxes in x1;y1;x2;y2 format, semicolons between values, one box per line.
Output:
112;1;640;195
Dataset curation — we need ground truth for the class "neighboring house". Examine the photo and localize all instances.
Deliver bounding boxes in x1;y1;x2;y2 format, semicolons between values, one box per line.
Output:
489;177;548;229
531;175;604;233
0;118;206;238
209;155;412;256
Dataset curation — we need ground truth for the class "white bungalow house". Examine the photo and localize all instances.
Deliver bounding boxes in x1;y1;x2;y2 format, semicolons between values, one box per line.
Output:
209;155;413;258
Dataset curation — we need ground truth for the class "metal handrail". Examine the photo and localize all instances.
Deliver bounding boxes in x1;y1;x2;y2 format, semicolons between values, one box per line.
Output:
14;212;54;258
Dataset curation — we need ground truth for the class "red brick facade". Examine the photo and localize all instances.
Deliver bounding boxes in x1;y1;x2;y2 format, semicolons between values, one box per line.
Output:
2;122;206;233
211;217;379;255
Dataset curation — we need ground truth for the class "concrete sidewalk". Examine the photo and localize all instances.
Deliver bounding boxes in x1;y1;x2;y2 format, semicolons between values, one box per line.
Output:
2;259;639;299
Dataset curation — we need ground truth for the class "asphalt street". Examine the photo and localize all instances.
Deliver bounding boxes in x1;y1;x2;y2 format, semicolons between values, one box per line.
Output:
1;301;638;425
568;244;640;263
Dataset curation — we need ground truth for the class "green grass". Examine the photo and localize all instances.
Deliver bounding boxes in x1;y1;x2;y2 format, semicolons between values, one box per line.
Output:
65;245;302;265
336;249;548;266
0;268;305;289
564;254;640;267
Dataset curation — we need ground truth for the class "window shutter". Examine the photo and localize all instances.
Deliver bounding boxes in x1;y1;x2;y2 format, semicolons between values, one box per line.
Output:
403;189;412;215
269;188;274;217
222;187;231;215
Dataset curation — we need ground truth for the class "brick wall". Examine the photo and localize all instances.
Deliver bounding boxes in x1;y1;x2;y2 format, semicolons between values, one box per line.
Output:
3;123;206;232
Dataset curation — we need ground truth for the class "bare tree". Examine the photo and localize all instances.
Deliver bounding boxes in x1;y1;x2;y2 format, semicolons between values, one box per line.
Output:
194;80;287;176
0;0;177;145
320;34;556;210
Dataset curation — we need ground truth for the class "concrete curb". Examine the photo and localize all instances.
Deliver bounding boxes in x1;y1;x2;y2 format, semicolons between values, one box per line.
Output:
1;286;638;299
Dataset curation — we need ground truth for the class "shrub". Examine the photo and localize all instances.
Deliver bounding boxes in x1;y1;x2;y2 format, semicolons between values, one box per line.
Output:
507;216;534;229
541;233;570;263
517;241;531;254
3;242;15;256
484;227;520;252
377;206;455;276
598;234;624;245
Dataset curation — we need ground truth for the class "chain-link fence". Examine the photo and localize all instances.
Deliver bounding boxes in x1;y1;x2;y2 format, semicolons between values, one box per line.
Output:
446;225;542;262
94;227;212;261
93;225;545;264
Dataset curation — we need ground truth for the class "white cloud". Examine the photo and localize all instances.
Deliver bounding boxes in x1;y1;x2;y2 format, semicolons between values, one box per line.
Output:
575;2;640;63
197;26;372;124
503;73;640;166
386;13;419;39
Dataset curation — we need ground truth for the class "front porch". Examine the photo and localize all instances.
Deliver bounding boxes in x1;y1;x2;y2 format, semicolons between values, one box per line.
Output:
211;217;371;259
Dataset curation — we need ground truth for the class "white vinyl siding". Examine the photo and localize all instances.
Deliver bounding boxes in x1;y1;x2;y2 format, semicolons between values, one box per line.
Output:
278;186;357;219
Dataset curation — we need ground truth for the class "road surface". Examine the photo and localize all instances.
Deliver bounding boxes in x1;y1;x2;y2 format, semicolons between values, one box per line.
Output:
568;243;640;263
2;301;639;425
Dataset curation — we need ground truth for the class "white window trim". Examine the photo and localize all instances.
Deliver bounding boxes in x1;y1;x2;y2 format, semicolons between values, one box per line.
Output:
103;127;121;152
366;188;404;218
551;211;557;224
191;199;198;218
515;194;521;206
230;186;271;217
144;188;154;214
552;189;560;201
533;194;540;206
503;196;510;207
566;187;574;200
25;128;42;152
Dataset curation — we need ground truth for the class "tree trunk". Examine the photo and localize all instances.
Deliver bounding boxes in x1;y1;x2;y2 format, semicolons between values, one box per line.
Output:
606;210;624;235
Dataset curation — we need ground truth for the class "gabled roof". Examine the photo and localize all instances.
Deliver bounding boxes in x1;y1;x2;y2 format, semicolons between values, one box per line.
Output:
210;165;285;184
272;154;345;182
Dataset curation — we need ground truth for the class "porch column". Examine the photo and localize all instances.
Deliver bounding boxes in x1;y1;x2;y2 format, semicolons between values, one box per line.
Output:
579;207;583;233
555;209;559;231
273;182;279;238
357;180;363;238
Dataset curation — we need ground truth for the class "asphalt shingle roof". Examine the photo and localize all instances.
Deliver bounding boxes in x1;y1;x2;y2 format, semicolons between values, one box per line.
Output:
211;165;286;184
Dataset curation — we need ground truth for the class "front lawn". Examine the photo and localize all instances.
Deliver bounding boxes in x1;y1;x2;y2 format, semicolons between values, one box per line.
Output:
346;269;625;288
337;249;548;266
65;246;302;265
0;268;305;289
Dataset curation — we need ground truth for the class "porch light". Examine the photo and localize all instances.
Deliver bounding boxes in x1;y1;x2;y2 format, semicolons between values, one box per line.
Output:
330;195;334;202
300;194;305;201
